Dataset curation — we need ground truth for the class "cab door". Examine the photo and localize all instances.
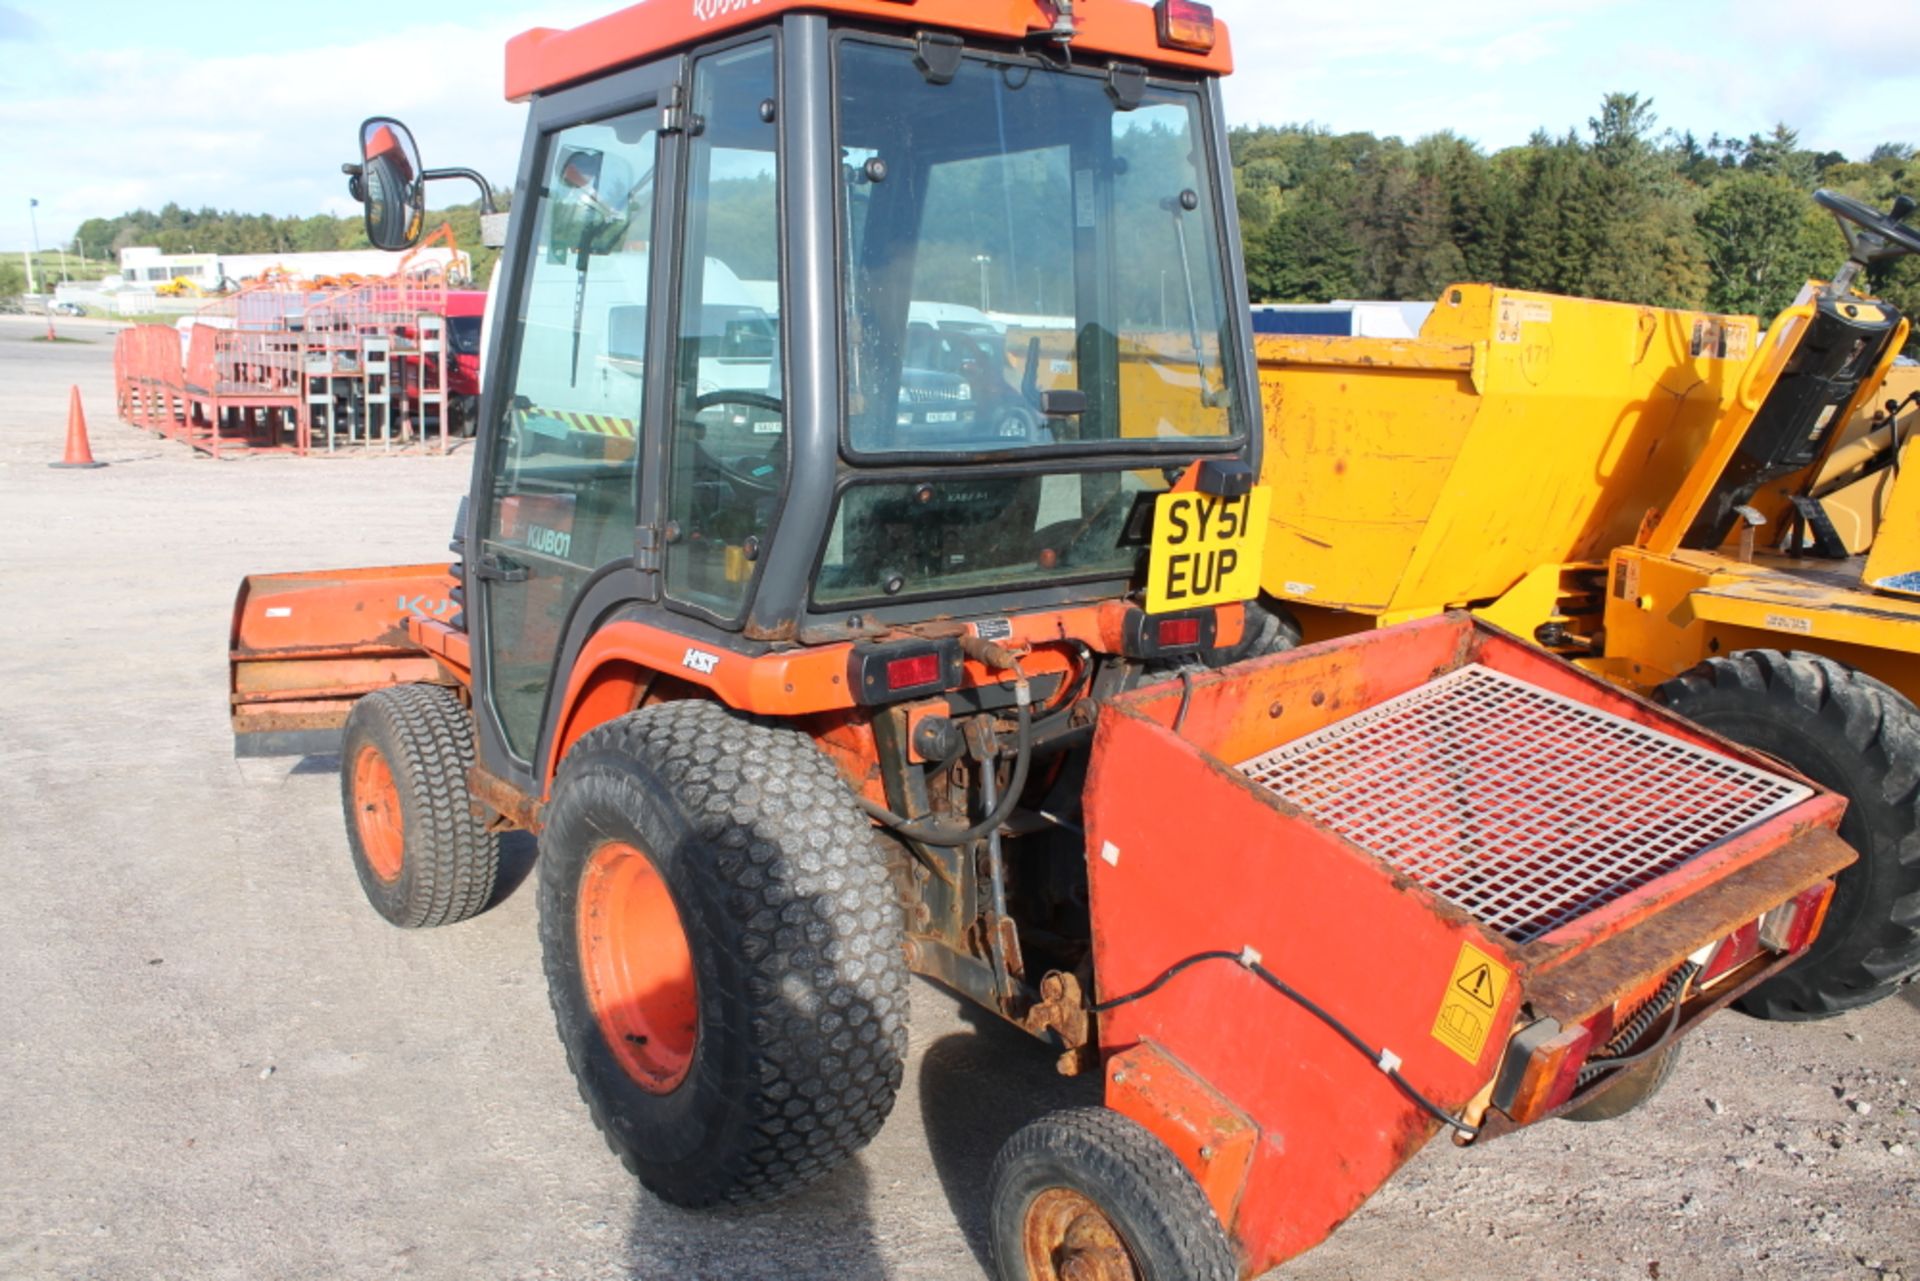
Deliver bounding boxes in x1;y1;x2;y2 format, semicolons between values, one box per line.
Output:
471;71;677;770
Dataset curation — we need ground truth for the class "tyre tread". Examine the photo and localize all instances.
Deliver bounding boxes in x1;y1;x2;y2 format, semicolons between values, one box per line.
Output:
538;700;909;1207
1658;650;1920;1016
342;683;498;928
989;1106;1237;1281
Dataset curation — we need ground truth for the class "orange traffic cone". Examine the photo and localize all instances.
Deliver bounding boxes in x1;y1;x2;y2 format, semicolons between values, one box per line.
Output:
51;385;105;470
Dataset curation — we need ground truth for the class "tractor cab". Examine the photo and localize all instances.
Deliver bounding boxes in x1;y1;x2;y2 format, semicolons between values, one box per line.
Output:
350;0;1259;784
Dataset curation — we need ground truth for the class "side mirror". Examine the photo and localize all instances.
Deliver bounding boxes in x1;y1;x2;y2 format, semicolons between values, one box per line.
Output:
547;146;641;262
358;116;427;251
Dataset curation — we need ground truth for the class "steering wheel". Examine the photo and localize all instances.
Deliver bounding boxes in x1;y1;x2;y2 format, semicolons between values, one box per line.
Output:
1815;188;1920;263
692;389;786;493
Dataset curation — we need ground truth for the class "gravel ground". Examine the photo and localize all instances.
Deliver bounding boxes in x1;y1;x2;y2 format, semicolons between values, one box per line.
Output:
2;313;1916;1280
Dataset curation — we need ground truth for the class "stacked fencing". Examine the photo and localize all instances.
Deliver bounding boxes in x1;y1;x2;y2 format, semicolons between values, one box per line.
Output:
112;268;454;458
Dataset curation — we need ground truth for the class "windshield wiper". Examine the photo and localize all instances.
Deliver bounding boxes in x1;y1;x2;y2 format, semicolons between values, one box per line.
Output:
1163;192;1222;410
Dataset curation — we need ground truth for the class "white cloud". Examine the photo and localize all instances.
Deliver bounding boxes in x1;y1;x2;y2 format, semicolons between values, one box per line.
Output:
1212;0;1920;157
4;2;1917;255
0;5;602;251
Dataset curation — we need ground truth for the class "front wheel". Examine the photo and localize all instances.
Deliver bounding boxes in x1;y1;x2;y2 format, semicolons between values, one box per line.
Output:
1658;650;1920;1018
988;1108;1238;1281
339;683;499;928
538;700;909;1207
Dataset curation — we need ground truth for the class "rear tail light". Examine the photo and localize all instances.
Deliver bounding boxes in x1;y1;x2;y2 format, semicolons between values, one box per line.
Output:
1697;921;1761;987
849;639;962;705
1121;606;1216;659
886;653;943;689
1155;0;1217;53
1492;1019;1593;1125
1760;882;1836;955
1158;617;1202;648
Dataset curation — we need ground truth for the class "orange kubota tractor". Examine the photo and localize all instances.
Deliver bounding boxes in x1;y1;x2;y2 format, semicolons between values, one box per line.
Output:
230;3;1853;1276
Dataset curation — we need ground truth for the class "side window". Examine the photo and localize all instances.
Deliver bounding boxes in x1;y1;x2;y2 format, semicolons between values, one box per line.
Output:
480;112;658;759
665;39;782;619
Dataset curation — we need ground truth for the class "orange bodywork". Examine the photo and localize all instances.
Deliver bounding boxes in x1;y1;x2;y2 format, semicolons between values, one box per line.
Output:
506;0;1233;101
232;559;1245;806
1082;615;1851;1275
229;564;461;754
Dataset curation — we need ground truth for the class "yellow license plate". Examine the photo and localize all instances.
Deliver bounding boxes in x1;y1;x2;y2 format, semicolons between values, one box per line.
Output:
1146;486;1270;614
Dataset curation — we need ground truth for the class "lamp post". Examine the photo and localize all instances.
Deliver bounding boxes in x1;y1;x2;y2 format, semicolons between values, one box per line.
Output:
28;197;53;339
973;253;992;313
22;197;39;296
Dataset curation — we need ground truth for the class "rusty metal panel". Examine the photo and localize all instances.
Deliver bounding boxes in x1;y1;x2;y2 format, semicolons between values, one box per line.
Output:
1104;1043;1258;1230
228;565;459;747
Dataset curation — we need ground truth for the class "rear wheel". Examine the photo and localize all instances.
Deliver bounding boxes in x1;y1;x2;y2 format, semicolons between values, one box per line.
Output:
988;1108;1237;1281
339;684;498;928
1657;650;1920;1018
538;700;909;1207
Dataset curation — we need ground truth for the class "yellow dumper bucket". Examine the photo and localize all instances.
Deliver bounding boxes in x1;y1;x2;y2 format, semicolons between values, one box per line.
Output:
1258;284;1758;617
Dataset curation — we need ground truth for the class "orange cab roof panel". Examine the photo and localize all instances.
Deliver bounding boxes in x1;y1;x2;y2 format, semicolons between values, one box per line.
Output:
505;0;1234;101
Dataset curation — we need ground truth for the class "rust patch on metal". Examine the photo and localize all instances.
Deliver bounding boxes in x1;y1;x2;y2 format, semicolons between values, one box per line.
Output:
468;764;539;832
1023;971;1093;1074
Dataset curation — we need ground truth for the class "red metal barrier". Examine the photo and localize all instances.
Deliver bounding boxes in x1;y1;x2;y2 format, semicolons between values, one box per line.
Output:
114;259;456;457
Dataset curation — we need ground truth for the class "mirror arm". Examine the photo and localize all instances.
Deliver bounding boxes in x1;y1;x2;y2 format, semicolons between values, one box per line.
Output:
422;167;498;215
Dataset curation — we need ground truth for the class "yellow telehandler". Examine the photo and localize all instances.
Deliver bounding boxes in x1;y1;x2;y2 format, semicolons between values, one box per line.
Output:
1251;189;1920;1019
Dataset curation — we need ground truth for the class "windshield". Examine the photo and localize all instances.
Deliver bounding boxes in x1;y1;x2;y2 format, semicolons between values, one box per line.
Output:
837;39;1244;457
816;468;1168;608
448;315;482;355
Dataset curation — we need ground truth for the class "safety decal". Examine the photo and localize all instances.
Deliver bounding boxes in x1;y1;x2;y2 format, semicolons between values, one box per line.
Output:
1431;941;1510;1064
528;406;638;439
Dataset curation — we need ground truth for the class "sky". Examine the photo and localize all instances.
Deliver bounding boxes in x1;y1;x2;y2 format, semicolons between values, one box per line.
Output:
1;0;1917;255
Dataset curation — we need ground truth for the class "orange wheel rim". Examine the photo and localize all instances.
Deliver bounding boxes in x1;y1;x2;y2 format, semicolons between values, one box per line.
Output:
578;841;698;1094
352;744;405;883
1023;1188;1142;1281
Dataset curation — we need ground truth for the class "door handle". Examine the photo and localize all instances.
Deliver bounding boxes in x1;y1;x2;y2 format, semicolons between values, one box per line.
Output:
474;551;530;584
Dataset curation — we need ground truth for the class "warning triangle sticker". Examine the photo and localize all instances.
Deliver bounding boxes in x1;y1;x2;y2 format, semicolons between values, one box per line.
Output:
1456;963;1497;1008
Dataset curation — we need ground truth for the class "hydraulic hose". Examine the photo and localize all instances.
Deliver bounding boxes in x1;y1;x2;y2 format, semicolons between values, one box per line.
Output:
859;672;1034;848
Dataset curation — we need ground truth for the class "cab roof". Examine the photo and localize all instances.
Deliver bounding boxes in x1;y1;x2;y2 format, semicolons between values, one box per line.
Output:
505;0;1234;102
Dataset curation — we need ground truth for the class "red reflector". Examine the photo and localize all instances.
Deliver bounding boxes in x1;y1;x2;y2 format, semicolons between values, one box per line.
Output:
1158;617;1202;648
1155;0;1216;53
886;653;943;689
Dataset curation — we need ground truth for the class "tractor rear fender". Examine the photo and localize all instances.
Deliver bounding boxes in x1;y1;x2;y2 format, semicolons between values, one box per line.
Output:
229;564;460;758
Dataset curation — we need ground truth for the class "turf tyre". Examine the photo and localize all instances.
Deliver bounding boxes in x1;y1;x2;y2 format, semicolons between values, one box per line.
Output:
340;683;498;928
988;1107;1237;1281
1657;650;1920;1018
538;700;909;1208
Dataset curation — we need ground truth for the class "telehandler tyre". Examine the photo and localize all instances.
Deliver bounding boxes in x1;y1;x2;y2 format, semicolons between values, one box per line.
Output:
1205;593;1303;668
988;1107;1237;1281
340;683;499;928
538;700;909;1208
1658;650;1920;1019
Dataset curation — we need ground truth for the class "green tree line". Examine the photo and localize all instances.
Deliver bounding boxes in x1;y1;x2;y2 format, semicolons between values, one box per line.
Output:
46;94;1920;334
1234;92;1920;332
65;198;510;287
